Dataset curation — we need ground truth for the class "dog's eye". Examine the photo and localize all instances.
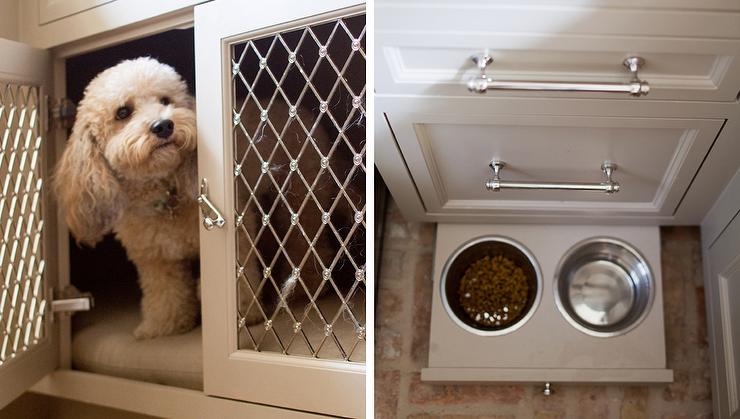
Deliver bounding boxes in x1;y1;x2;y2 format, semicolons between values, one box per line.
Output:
115;106;132;120
160;97;171;106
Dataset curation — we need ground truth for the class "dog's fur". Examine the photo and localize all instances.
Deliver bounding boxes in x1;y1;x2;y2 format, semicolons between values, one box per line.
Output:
54;58;200;339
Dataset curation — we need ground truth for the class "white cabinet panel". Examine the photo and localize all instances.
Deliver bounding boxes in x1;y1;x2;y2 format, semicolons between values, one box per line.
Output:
718;262;740;417
705;213;740;418
380;43;740;103
384;101;724;219
704;175;740;418
38;0;114;24
376;2;740;102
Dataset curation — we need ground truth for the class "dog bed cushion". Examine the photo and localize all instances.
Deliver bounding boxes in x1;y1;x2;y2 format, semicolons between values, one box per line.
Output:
71;295;203;390
71;287;365;390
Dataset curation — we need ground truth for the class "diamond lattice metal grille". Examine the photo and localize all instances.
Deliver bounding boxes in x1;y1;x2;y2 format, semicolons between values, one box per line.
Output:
231;13;365;362
0;82;47;366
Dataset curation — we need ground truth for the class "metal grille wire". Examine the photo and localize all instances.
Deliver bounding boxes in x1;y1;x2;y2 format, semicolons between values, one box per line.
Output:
231;14;366;361
0;82;46;366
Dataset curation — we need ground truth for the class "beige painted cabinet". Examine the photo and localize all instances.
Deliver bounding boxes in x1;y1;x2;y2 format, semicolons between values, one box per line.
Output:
375;0;740;392
0;0;366;417
376;0;740;226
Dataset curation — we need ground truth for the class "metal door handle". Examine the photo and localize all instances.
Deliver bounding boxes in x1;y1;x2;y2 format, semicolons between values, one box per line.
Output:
52;285;94;314
197;178;226;230
485;161;621;194
467;53;650;97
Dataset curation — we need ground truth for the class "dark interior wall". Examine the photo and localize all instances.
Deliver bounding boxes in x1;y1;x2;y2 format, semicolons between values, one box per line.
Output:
64;28;195;296
66;28;195;103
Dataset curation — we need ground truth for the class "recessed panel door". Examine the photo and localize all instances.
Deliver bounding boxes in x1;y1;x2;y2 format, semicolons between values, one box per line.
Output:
196;1;366;416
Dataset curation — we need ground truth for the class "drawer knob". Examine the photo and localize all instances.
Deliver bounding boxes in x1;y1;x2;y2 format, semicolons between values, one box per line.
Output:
485;161;620;194
543;382;553;396
468;53;649;97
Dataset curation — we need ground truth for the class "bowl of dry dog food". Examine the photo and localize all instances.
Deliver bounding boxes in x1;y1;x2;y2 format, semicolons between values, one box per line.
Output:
440;236;542;336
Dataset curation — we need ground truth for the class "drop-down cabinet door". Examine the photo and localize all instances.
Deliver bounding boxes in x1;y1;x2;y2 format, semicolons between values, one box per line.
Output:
195;1;366;417
0;39;56;409
379;99;725;223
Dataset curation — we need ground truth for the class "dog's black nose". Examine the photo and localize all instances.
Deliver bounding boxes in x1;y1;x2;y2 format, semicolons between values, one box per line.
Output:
150;119;174;139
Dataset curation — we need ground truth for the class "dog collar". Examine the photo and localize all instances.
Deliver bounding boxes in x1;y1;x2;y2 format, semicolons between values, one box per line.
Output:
153;186;180;218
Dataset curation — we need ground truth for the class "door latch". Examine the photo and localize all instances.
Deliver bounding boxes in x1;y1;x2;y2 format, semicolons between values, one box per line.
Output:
52;285;93;314
49;97;77;129
197;178;226;230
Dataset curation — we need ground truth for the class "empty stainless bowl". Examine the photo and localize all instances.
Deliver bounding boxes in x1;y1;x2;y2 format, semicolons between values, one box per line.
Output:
441;236;542;336
554;237;654;337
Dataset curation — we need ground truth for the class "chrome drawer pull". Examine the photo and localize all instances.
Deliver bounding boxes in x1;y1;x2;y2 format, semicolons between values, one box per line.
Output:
467;53;649;97
485;161;620;194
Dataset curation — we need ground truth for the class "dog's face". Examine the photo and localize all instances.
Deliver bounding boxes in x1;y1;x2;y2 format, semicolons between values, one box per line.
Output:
54;57;196;244
78;57;196;178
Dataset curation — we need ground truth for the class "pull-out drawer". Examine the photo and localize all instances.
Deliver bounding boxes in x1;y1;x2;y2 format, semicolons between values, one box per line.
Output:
377;1;740;102
384;102;725;220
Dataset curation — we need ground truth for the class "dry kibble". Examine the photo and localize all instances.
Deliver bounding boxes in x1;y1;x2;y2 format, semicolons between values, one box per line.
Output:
458;254;530;327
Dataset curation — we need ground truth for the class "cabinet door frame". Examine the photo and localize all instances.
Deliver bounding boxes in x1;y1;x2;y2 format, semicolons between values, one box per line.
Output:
19;0;208;49
37;0;115;25
195;1;366;416
0;38;57;409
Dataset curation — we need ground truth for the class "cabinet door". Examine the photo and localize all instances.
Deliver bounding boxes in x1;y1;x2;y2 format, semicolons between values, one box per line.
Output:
0;39;56;409
380;97;725;223
376;0;740;102
195;1;366;417
704;170;740;418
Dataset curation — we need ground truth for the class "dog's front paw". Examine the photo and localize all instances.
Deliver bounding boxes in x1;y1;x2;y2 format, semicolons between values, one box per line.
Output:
133;321;162;340
133;316;197;340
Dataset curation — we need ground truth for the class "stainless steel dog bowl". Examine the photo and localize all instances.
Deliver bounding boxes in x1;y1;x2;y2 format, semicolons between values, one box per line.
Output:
441;236;542;336
554;237;654;337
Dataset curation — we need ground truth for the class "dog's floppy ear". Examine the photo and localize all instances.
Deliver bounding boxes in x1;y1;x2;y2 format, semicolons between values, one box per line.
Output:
53;121;124;246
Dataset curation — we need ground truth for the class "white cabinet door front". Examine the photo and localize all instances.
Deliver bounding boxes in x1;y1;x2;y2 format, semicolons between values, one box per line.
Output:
195;1;366;417
705;175;740;418
0;39;55;409
380;96;725;223
376;0;740;102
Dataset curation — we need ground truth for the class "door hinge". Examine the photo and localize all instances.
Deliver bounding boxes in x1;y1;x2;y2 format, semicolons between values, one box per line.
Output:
52;285;94;314
49;97;77;129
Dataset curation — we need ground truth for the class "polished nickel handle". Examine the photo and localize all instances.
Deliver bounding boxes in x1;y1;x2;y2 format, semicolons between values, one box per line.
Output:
486;161;620;194
468;54;649;97
197;178;226;230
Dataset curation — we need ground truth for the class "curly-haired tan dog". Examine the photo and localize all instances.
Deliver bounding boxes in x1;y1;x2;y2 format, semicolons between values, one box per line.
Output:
54;57;200;339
